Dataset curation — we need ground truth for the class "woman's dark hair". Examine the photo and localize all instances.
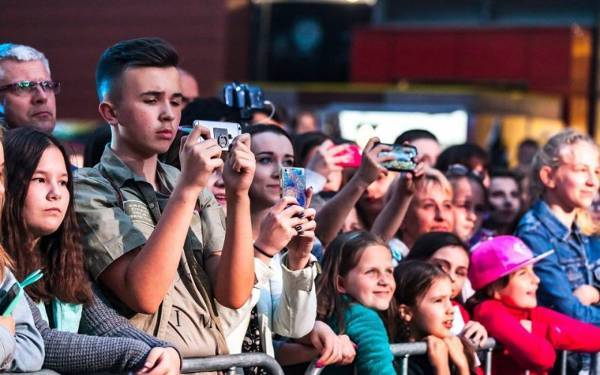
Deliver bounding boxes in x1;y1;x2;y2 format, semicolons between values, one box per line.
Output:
465;275;510;314
435;143;489;173
317;231;391;335
406;232;470;262
3;128;92;304
244;124;294;146
292;131;331;167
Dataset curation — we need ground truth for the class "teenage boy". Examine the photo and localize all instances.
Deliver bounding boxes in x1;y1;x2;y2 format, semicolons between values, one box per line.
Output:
74;37;256;358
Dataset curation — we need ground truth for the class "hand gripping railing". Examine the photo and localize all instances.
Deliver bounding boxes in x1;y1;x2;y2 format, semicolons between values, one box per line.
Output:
391;338;497;375
181;353;284;375
305;338;497;375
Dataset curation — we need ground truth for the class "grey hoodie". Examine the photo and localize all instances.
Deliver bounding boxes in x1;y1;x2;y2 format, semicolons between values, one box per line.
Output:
0;267;44;371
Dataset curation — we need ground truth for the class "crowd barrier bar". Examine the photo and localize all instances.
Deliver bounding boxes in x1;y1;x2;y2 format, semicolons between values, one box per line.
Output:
390;338;497;375
181;353;284;375
308;339;600;375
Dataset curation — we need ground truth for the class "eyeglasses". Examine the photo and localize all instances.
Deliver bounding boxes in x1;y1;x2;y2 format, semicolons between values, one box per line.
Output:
446;163;485;183
0;80;61;96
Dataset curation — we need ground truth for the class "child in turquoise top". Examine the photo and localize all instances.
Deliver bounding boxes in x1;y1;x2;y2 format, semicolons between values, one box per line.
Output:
317;231;397;374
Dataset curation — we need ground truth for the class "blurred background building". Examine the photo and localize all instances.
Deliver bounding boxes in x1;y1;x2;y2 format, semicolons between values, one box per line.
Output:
2;0;600;165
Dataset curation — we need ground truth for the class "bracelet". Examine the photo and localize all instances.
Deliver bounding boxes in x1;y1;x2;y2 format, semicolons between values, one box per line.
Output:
253;243;274;258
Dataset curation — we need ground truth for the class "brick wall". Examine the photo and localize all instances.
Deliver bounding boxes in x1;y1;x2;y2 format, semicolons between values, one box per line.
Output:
0;0;250;120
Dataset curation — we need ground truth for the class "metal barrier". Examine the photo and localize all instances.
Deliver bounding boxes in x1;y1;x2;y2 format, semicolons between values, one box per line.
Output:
305;340;496;375
308;339;600;375
181;353;284;375
391;338;497;375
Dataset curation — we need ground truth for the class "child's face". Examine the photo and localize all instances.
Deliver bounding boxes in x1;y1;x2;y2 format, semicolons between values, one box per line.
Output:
488;176;521;225
545;141;599;210
430;246;469;299
249;132;294;208
337;245;395;311
23;146;70;239
452;177;486;241
493;264;540;309
108;66;183;158
410;277;454;340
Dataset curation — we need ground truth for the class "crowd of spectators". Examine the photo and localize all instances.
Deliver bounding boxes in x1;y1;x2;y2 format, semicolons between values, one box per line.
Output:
0;37;599;374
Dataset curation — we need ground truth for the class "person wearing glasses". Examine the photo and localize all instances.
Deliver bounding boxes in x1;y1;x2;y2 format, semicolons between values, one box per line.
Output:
0;44;59;134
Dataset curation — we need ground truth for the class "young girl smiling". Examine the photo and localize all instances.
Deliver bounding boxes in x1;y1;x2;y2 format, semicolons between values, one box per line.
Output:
317;231;396;374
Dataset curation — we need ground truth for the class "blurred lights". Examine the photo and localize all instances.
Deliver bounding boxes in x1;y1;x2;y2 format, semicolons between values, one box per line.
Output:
251;0;377;5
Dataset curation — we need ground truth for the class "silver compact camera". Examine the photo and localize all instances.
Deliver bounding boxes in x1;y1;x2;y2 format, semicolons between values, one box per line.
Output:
192;120;243;151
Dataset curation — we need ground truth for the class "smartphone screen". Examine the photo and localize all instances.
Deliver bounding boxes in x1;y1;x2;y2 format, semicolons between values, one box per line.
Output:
379;144;418;172
280;167;307;207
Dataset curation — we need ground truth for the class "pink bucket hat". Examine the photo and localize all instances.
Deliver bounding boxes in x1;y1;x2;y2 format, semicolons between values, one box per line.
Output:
469;236;553;290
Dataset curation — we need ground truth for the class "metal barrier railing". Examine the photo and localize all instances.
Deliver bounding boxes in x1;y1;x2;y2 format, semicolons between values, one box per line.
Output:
391;338;496;375
307;339;600;375
181;353;284;375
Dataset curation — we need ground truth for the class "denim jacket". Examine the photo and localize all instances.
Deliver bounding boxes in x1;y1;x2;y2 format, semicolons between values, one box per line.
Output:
515;200;600;325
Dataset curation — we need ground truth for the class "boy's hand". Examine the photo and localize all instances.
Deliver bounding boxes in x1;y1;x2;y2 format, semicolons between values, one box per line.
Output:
179;124;223;189
0;316;15;336
223;134;256;195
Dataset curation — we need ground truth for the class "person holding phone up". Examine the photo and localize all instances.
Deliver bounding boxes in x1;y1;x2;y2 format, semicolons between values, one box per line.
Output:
224;124;355;372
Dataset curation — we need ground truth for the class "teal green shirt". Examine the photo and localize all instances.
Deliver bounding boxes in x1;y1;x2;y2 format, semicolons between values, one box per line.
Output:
37;299;82;333
325;302;396;374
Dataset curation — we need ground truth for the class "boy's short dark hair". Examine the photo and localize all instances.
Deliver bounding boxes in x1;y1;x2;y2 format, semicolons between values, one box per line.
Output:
95;37;179;101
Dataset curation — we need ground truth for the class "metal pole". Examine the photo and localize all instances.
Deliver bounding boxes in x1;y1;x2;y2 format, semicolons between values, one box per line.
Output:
181;353;284;375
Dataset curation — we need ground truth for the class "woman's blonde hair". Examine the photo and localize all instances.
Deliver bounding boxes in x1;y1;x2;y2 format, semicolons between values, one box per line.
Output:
415;167;453;199
530;130;598;201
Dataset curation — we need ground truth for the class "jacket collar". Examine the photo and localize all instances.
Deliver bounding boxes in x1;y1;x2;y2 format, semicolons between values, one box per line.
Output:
531;200;578;241
99;145;174;190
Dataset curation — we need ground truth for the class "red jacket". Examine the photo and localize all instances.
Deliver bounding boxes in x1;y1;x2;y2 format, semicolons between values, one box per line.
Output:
474;299;600;375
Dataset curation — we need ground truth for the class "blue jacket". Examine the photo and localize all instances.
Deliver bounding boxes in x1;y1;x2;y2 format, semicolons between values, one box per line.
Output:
515;200;600;325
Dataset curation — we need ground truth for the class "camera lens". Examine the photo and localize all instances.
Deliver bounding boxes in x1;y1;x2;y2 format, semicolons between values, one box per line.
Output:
217;134;228;148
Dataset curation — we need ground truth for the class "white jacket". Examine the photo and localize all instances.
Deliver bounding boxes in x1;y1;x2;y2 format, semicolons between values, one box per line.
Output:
218;252;318;356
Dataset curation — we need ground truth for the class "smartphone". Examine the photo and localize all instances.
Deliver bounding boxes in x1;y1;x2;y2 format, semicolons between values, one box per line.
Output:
179;120;242;151
0;283;20;316
379;144;418;172
336;144;361;169
280;167;307;207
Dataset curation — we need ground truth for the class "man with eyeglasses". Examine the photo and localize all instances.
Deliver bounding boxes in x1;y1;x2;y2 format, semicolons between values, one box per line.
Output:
0;43;59;134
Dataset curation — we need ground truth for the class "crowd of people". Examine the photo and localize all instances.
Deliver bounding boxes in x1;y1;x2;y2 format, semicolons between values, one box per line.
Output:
0;36;599;375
